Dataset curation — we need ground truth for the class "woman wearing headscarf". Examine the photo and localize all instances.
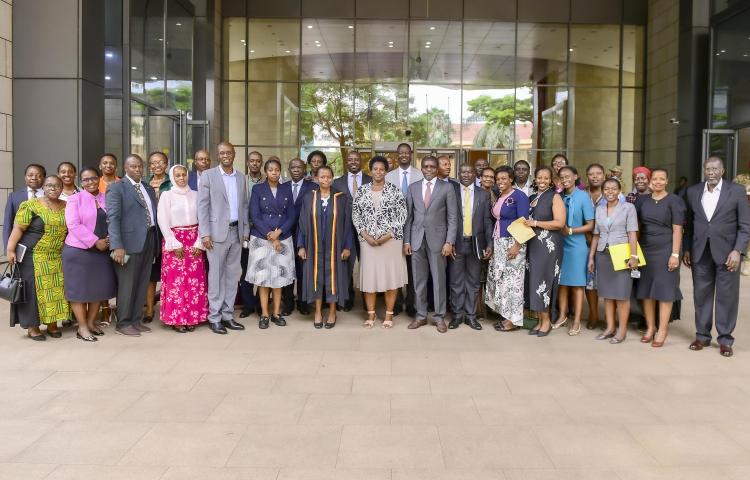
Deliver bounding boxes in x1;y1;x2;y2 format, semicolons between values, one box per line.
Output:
62;167;117;341
297;165;352;328
626;166;651;204
157;165;208;332
144;151;172;323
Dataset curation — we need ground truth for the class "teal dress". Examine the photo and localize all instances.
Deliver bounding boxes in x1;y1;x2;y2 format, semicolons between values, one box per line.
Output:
560;188;595;286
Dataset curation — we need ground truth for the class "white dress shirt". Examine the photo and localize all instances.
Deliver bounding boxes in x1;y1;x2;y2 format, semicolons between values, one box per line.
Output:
125;175;155;227
221;169;239;222
348;172;363;197
701;179;722;221
291;180;304;202
421;178;435;203
514;179;533;196
27;186;44;200
461;183;475;210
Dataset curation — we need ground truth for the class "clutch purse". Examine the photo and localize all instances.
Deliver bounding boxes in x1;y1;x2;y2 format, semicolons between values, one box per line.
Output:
507;217;536;244
0;263;26;304
608;243;646;271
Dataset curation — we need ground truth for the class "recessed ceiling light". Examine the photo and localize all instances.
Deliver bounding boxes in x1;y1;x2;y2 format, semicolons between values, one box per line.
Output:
249;49;255;53
425;45;431;49
157;38;163;41
426;41;431;45
285;50;291;53
348;25;354;29
569;48;574;52
105;52;113;58
744;54;749;57
131;66;137;70
307;25;313;29
150;76;158;80
429;26;436;30
388;44;394;48
104;76;111;80
175;22;182;26
720;49;727;53
316;44;321;47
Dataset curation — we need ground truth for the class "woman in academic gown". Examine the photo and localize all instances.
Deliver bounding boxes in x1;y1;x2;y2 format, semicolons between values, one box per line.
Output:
297;165;352;329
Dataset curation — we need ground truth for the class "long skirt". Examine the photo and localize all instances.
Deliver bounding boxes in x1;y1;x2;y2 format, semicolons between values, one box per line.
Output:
485;236;527;326
159;225;208;326
245;235;296;288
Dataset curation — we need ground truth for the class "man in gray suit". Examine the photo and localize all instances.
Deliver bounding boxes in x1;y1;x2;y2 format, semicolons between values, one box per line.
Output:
107;154;158;337
683;156;750;357
448;163;494;330
386;143;423;317
332;150;372;311
198;141;250;334
403;156;457;333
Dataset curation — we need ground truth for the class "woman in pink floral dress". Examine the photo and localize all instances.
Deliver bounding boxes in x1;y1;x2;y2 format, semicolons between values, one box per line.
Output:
157;165;208;331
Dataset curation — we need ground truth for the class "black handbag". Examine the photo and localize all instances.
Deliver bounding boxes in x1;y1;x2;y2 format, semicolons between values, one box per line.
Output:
0;263;26;304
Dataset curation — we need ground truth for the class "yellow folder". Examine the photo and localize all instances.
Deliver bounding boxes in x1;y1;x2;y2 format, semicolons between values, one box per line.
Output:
608;243;647;271
507;217;536;244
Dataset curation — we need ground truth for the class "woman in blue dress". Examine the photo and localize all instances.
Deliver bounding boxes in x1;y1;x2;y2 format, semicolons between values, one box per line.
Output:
554;165;595;335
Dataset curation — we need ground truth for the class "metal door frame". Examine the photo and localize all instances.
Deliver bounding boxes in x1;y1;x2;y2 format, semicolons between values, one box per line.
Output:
701;128;738;179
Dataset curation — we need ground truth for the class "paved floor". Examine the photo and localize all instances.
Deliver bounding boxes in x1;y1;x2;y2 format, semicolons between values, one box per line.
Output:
0;270;748;480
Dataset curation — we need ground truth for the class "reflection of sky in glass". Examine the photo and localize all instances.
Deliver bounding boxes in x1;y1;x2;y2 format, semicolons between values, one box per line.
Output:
409;85;529;122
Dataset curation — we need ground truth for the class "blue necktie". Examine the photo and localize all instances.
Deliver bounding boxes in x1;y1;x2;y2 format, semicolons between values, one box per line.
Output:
401;171;409;195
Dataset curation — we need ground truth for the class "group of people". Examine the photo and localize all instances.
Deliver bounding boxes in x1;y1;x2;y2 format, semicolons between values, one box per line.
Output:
3;142;749;357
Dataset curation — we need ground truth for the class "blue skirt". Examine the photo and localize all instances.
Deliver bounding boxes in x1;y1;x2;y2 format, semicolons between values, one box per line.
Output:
559;235;588;287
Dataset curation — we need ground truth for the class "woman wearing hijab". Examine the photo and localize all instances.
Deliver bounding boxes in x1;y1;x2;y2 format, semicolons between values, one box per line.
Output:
157;165;208;332
297;165;352;328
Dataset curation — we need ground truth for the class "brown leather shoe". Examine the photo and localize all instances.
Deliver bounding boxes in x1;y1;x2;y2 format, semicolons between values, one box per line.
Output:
408;319;428;330
720;344;733;357
115;325;142;337
689;339;709;351
435;320;447;333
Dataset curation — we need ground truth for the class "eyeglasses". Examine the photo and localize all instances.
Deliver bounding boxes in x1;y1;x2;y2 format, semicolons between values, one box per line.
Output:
44;184;62;189
81;176;99;183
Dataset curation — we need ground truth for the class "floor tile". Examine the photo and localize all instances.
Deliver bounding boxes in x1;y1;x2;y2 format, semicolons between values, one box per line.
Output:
439;425;552;469
208;393;307;424
0;419;58;461
160;466;279;480
353;375;430;394
191;373;276;394
119;391;225;423
44;465;167;480
429;375;511;396
391;352;464;376
33;371;126;390
114;372;202;392
277;467;391;480
273;374;353;394
338;425;443;469
318;351;391;375
245;351;323;375
299;394;389;425
227;425;342;468
0;463;57;480
393;469;505;480
627;424;750;466
390;394;483;425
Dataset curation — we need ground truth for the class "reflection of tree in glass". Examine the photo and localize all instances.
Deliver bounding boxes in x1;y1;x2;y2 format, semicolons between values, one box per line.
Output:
301;83;355;148
466;94;532;148
410;108;453;147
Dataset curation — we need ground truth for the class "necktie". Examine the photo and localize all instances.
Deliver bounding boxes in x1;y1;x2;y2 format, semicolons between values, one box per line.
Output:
351;174;359;198
424;181;432;208
30;188;38;199
401;171;409;195
463;187;472;236
293;183;299;202
133;183;153;226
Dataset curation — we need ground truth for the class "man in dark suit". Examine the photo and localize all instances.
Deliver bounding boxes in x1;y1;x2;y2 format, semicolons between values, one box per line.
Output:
3;164;46;250
403;156;458;333
683;156;750;357
448;163;494;330
188;149;211;191
332;151;372;311
282;157;318;315
107;154;158;337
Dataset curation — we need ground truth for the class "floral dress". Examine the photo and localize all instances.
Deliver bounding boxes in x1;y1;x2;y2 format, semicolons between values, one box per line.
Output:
525;189;563;312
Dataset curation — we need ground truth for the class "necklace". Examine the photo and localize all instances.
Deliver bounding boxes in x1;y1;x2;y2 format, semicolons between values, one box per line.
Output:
652;192;667;204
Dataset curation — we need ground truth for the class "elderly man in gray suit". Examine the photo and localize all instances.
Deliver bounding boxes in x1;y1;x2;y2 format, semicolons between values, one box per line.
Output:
403;156;458;333
683;156;750;357
198;141;250;334
107;154;158;337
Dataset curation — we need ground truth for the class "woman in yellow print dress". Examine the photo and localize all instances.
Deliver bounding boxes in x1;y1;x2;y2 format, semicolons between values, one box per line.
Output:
6;175;69;340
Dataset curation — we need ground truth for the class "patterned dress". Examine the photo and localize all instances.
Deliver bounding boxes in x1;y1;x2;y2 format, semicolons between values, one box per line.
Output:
525;189;563;313
14;200;69;324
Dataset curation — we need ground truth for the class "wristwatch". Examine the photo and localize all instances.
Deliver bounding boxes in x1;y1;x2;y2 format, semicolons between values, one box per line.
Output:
670;253;679;258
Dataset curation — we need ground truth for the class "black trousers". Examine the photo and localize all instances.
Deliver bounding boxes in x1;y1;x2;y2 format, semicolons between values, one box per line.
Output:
114;228;156;328
238;247;258;310
692;241;741;346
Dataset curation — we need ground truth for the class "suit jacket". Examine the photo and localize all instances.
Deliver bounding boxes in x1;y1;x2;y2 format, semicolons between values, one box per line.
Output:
333;172;372;252
188;170;201;191
106;178;158;254
684;180;750;264
197;166;250;244
386;166;424;190
249;181;296;240
451;182;494;258
3;190;29;249
404;178;458;252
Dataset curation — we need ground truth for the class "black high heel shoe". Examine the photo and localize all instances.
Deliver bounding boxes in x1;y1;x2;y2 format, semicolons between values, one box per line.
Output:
76;331;98;342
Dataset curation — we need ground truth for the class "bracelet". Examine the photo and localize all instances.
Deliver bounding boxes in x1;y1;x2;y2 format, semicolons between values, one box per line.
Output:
534;220;538;228
671;253;679;258
630;254;638;259
568;227;573;235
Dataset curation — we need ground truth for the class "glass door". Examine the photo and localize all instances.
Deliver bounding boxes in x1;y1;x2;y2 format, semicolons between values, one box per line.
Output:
415;148;461;177
702;129;737;179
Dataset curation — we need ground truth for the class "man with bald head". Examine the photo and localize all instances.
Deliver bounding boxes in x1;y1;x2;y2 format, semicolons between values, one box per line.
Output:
188;149;211;191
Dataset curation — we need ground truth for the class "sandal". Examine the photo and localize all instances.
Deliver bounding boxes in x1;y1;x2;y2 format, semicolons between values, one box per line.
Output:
495;321;519;332
551;317;568;330
172;326;187;333
27;330;46;341
364;311;376;329
640;332;654;343
568;325;582;336
76;330;98;342
383;311;394;329
185;325;195;332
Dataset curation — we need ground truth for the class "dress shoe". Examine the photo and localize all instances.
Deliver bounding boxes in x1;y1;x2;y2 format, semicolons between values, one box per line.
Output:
689;339;709;351
408;319;428;330
77;331;98;342
222;319;246;330
595;332;614;340
536;327;551;337
239;308;253;318
27;331;46;341
324;320;336;329
134;323;152;333
142;315;153;324
46;329;62;338
436;320;448;333
258;316;270;329
465;318;482;330
720;344;733;357
115;325;142;337
209;322;227;334
281;308;293;316
271;314;287;326
448;317;462;329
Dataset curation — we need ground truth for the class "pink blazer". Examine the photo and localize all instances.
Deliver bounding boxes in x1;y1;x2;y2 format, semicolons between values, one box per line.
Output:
65;190;107;249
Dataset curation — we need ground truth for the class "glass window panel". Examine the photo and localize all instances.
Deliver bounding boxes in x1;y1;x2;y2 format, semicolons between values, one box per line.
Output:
354;84;409;145
131;0;165;106
355;20;408;83
619;151;643;192
516;23;568;85
246;147;300;176
301;19;354;81
408;84;462;147
300;83;354;147
249;19;300;81
223;17;246;80
462;21;515;86
165;0;193;111
521;150;571;170
712;10;750;127
105;98;124;163
301;147;347;177
534;85;569;152
223;82;246;146
461;86;517;149
232;146;247;174
622;25;645;87
130;100;147;159
620;88;644;151
409;21;463;84
569;24;621;87
568;87;619;151
568;151;619;183
248;82;300;146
